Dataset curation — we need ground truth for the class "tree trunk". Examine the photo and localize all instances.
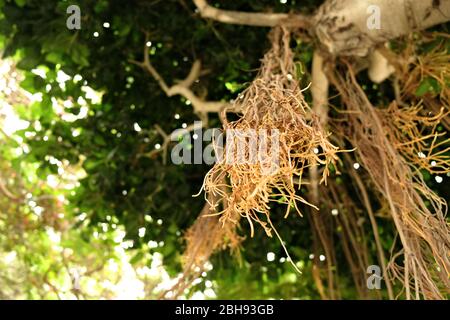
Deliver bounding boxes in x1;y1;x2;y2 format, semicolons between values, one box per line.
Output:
314;0;450;56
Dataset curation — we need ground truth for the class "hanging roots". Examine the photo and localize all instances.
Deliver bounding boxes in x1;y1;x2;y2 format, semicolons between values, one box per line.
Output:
200;27;339;238
330;63;450;300
161;191;242;299
388;32;450;130
172;29;449;300
183;191;242;270
170;27;340;297
399;33;450;106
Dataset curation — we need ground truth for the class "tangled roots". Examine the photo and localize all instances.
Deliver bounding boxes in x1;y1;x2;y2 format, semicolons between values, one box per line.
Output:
160;192;242;299
201;27;339;238
171;27;340;297
330;64;450;299
175;29;449;301
183;193;242;270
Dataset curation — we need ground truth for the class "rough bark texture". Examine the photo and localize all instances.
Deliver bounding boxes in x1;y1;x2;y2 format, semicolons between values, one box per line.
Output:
194;0;450;57
314;0;450;56
192;0;309;27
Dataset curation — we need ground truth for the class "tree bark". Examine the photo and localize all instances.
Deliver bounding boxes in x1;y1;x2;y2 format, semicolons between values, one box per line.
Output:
193;0;450;57
314;0;450;56
192;0;309;27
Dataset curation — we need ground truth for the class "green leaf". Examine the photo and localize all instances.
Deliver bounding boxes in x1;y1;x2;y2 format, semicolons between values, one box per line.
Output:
83;158;101;171
70;45;90;67
45;52;62;64
16;56;40;70
93;135;106;146
415;77;441;97
129;251;144;265
14;0;26;7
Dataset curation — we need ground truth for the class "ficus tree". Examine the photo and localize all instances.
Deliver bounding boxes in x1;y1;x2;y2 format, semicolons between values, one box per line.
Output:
0;0;449;299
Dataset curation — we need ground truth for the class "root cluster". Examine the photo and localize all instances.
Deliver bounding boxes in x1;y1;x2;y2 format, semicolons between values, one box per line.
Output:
330;65;450;299
201;28;338;237
172;29;450;300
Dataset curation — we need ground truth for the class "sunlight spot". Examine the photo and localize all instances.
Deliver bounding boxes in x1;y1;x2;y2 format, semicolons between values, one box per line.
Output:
46;227;61;243
78;212;87;221
57;70;71;83
4;251;17;264
205;262;213;271
133;122;142;132
82;86;103;104
73;74;83;82
33;206;43;216
63;100;73;108
31;68;46;79
72;128;81;137
46;175;58;188
204;288;216;298
148;241;158;248
77;96;87;106
114;230;126;243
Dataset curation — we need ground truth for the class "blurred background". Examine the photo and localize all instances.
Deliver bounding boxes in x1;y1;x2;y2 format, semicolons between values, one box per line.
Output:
0;0;448;299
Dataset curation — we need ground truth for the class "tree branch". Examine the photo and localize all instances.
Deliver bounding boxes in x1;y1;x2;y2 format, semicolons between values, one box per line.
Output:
0;178;22;202
309;51;329;227
194;0;450;57
130;34;232;114
311;51;329;127
140;124;170;164
368;49;395;83
192;0;310;27
314;0;450;56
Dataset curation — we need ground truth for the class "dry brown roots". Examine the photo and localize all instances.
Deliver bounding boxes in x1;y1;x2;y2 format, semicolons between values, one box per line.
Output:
158;191;242;299
329;63;450;299
391;32;450;131
202;27;338;237
166;28;450;300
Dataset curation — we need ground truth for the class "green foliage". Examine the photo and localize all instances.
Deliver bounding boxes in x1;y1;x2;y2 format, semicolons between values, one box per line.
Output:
0;0;447;299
